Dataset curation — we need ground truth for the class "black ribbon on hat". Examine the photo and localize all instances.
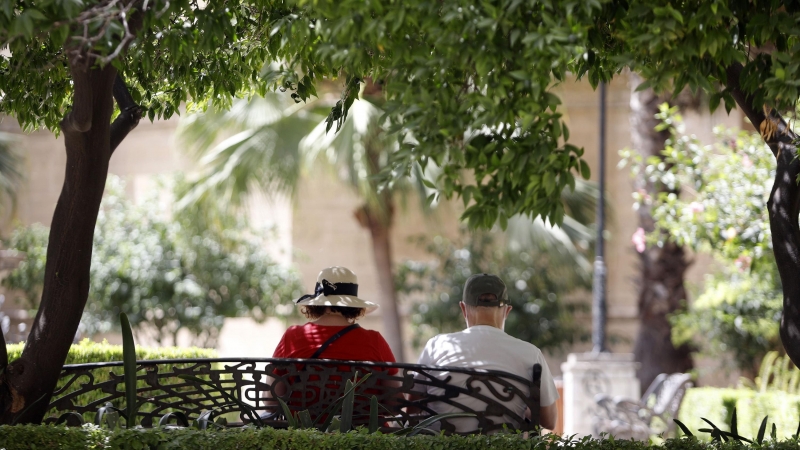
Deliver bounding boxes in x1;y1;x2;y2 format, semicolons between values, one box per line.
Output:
295;279;359;304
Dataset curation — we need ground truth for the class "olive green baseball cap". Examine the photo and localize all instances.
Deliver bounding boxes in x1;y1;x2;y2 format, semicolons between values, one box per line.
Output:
462;273;508;306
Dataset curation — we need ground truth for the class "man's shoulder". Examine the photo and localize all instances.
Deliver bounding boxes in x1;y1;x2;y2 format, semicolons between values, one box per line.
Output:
424;329;470;346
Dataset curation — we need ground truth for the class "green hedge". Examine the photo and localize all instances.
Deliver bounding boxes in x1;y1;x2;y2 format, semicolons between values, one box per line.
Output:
3;426;800;450
678;387;800;439
7;338;217;364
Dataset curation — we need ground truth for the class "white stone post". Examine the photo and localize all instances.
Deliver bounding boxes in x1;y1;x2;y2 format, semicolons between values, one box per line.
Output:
561;352;640;437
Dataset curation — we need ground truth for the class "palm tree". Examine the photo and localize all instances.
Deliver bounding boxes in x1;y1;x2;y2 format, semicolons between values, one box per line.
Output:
177;91;600;360
178;91;416;359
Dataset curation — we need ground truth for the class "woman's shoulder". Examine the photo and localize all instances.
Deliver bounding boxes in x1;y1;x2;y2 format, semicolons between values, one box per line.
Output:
283;323;312;335
350;327;391;346
356;326;386;338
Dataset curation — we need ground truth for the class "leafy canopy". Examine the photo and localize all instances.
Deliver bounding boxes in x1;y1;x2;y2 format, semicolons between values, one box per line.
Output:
3;0;800;227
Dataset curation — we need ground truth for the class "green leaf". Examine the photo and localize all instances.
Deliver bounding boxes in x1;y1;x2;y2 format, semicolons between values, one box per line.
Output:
340;379;355;432
757;416;768;443
579;160;591;179
277;398;297;428
298;410;313;429
158;412;189;428
368;395;379;433
119;312;138;428
673;419;694;437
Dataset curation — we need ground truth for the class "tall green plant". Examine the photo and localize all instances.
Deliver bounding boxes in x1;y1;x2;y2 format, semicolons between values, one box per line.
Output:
120;313;137;429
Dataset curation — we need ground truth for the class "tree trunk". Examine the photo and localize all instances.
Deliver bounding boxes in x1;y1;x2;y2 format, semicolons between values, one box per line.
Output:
0;53;142;422
0;61;116;423
630;73;694;392
354;199;405;361
724;64;800;369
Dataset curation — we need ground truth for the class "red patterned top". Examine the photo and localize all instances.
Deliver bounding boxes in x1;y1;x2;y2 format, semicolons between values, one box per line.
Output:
273;323;397;374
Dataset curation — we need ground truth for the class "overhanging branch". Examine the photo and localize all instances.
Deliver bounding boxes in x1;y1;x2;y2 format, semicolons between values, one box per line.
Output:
110;75;142;154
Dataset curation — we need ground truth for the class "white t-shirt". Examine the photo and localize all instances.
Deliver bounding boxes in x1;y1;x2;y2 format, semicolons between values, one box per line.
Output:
415;325;559;432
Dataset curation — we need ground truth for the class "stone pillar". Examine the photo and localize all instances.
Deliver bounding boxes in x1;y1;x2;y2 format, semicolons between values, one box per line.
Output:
561;352;640;437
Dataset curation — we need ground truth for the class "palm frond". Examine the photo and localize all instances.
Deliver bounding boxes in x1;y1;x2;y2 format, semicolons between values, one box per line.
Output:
0;132;24;215
502;179;600;283
561;179;600;226
176;94;320;211
300;99;395;217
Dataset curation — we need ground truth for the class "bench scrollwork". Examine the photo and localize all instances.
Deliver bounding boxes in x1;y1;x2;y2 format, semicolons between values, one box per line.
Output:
45;358;542;435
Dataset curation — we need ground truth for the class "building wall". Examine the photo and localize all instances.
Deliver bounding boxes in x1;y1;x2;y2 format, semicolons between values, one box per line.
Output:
0;74;751;382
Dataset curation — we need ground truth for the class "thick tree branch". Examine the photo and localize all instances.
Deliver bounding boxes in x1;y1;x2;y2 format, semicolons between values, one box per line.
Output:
726;62;800;368
110;75;142;154
61;58;94;133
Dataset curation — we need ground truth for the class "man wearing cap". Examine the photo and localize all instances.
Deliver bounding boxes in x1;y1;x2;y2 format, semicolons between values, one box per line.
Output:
414;273;559;432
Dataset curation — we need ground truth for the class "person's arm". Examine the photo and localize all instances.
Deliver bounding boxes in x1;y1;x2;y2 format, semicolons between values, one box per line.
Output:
531;355;559;431
539;401;558;431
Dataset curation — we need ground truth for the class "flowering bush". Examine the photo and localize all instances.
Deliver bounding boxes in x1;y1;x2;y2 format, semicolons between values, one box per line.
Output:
621;105;781;374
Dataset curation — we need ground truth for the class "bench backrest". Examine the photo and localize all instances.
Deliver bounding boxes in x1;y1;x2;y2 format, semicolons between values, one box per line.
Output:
45;358;541;434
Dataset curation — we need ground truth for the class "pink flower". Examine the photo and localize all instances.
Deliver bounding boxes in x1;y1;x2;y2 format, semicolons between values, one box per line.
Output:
632;227;646;253
735;255;752;272
688;202;704;214
742;155;753;168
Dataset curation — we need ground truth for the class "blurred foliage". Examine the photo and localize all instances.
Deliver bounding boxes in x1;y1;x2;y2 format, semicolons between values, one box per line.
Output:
396;231;589;352
678;387;800;441
621;105;781;374
3;176;302;347
7;338;217;364
740;351;800;395
3;223;49;310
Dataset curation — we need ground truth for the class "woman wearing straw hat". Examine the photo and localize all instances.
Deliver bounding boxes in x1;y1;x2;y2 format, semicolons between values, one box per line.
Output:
263;266;400;418
272;266;397;364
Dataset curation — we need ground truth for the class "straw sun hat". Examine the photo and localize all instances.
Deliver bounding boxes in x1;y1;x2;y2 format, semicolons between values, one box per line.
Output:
294;266;379;314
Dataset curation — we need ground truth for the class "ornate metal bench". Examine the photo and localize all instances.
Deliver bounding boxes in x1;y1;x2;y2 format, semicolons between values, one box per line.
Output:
45;358;542;435
592;372;693;440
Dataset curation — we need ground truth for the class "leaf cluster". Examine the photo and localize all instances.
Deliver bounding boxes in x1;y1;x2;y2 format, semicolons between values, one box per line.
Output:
1;0;292;130
6;0;800;231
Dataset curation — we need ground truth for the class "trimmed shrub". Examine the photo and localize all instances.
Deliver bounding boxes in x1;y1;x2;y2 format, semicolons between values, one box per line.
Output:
7;338;217;364
678;388;800;439
3;425;800;450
